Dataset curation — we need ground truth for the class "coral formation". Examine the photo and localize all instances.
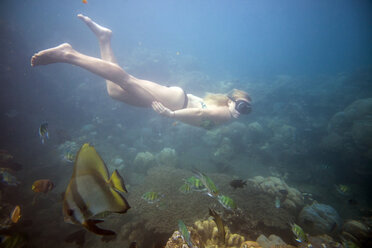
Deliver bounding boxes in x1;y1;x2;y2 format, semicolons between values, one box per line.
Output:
307;234;342;248
133;151;156;174
164;219;297;248
322;98;372;166
246;122;265;143
248;176;304;212
298;203;342;235
256;234;288;248
203;122;247;147
212;137;234;163
126;166;216;235
341;219;372;247
164;219;247;248
156;147;177;167
191;219;245;247
57;140;79;154
240;241;262;248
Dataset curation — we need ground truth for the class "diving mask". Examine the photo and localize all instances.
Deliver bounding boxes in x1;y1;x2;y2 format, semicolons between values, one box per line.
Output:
235;100;252;114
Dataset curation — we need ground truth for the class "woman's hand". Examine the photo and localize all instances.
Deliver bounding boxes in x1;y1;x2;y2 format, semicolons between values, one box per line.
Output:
152;101;175;118
228;100;240;119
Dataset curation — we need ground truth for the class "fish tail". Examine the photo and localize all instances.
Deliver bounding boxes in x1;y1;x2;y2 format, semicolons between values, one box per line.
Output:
83;219;116;235
191;167;203;178
109;170;127;193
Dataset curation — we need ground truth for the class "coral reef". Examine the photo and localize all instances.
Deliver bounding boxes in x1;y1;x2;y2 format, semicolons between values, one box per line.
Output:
57;140;79;154
341;219;372;247
109;156;125;171
126;166;216;235
256;234;289;248
202;122;247;148
164;219;247;248
212;137;234;163
156;148;177;167
248;176;304;212
307;234;342;248
191;219;245;247
120;166;300;246
240;241;262;248
322;98;372;167
298;203;342;235
246;122;266;143
164;219;298;248
133;151;156;174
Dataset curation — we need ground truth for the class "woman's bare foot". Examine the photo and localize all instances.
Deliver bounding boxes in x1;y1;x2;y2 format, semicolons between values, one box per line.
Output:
31;43;74;66
77;14;112;42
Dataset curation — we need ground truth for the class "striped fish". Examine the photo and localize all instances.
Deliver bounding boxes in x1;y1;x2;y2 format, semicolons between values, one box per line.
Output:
142;191;161;204
179;183;192;194
192;168;219;198
217;194;237;210
184;176;205;191
178;220;194;248
63;143;130;235
291;223;308;243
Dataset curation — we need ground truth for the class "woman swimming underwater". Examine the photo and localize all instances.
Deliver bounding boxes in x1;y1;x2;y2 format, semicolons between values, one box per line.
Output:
31;14;252;129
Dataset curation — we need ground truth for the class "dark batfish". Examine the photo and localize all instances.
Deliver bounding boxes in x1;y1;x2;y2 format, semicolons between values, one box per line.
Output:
63;143;130;235
229;179;247;189
209;208;225;245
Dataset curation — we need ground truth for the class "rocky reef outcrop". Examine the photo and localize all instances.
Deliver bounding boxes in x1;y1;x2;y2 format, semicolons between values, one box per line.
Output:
322;98;372;173
248;176;304;213
341;219;372;247
156;147;177;167
132;151;156;174
164;218;298;248
298;203;342;235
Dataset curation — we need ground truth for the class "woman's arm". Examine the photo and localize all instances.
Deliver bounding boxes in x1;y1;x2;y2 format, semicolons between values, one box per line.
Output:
152;101;232;128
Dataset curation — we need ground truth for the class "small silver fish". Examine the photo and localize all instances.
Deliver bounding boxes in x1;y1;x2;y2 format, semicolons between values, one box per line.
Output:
39;122;49;144
275;196;280;208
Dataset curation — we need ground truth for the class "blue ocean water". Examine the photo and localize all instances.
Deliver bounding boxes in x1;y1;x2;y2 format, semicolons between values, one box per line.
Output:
0;0;371;247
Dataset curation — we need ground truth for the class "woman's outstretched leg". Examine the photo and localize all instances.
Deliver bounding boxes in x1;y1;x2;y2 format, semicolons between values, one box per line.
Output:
31;43;155;107
76;14;131;102
31;15;186;110
76;14;186;110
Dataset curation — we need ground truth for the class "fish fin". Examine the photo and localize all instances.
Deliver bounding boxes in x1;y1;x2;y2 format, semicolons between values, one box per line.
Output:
108;188;131;213
73;143;109;180
209;208;216;219
109;170;127;193
191;167;202;176
83;219;116;236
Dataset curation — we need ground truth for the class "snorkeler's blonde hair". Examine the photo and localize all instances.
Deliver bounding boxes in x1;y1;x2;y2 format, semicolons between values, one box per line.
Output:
203;93;230;106
227;89;251;102
203;89;251;107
